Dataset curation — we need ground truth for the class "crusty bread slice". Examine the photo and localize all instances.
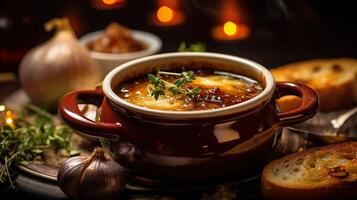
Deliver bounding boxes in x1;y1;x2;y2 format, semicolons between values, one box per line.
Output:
262;142;357;200
272;58;357;111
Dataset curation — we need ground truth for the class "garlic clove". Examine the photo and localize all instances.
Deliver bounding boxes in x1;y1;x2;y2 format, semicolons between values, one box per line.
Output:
58;148;127;200
80;158;126;200
57;156;88;198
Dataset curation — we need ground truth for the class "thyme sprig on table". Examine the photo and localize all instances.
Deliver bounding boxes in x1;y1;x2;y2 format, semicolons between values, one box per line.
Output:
0;104;79;188
148;70;201;100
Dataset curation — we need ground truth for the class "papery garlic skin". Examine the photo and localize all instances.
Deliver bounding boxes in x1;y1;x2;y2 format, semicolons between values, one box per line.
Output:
57;148;126;200
57;156;87;199
19;18;101;108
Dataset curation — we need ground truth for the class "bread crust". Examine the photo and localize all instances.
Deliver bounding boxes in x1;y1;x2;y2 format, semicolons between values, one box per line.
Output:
262;142;357;200
272;58;357;111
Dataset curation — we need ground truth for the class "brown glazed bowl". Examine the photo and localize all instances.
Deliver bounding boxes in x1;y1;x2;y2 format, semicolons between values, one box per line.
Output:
59;52;318;180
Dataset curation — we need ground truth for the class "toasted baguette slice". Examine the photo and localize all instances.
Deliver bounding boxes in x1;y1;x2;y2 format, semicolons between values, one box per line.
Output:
262;142;357;200
272;58;357;111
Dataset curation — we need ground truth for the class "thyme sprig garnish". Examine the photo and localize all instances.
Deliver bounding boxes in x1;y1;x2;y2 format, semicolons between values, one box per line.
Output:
0;104;80;188
148;70;201;100
186;88;201;99
147;74;166;100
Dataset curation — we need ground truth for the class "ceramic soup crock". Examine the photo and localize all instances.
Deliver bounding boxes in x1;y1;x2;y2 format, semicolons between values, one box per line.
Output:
59;52;318;180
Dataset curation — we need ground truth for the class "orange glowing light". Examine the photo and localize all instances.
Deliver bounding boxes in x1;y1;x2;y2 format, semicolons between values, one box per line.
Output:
5;117;13;125
3;110;15;127
223;21;237;36
212;21;250;41
93;0;125;10
157;6;174;23
152;0;184;26
102;0;117;5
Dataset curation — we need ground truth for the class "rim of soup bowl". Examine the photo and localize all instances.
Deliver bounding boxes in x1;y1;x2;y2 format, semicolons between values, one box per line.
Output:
80;30;162;61
103;52;275;120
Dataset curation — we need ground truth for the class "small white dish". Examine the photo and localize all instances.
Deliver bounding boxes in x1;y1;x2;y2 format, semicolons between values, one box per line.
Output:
80;30;162;77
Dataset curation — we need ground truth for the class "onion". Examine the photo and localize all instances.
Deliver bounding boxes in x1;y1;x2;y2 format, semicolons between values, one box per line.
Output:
19;18;101;109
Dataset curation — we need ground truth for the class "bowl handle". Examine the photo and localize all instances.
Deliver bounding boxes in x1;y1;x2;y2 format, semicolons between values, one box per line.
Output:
275;82;319;125
58;89;121;140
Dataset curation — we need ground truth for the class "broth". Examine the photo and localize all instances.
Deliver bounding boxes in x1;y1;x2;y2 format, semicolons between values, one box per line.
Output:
115;70;264;111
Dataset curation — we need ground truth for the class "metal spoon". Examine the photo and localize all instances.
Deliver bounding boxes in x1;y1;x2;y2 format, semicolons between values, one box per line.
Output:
284;107;357;144
331;107;357;134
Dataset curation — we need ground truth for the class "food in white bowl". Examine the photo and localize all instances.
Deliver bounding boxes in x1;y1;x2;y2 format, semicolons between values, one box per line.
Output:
80;23;162;77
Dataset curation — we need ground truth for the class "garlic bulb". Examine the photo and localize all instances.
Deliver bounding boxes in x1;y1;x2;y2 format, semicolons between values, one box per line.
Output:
19;18;101;109
58;148;127;200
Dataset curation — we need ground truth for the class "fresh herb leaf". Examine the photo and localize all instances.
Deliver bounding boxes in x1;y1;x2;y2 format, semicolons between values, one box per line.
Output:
169;85;183;95
174;78;185;87
186;87;201;98
148;70;200;100
0;104;79;188
148;74;166;100
181;71;196;83
178;42;206;52
168;71;195;96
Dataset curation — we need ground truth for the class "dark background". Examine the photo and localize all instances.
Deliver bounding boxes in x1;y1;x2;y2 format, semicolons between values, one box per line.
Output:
1;1;357;199
1;0;357;73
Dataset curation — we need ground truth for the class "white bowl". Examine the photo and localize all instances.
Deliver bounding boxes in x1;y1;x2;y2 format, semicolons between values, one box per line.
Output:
80;30;162;77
